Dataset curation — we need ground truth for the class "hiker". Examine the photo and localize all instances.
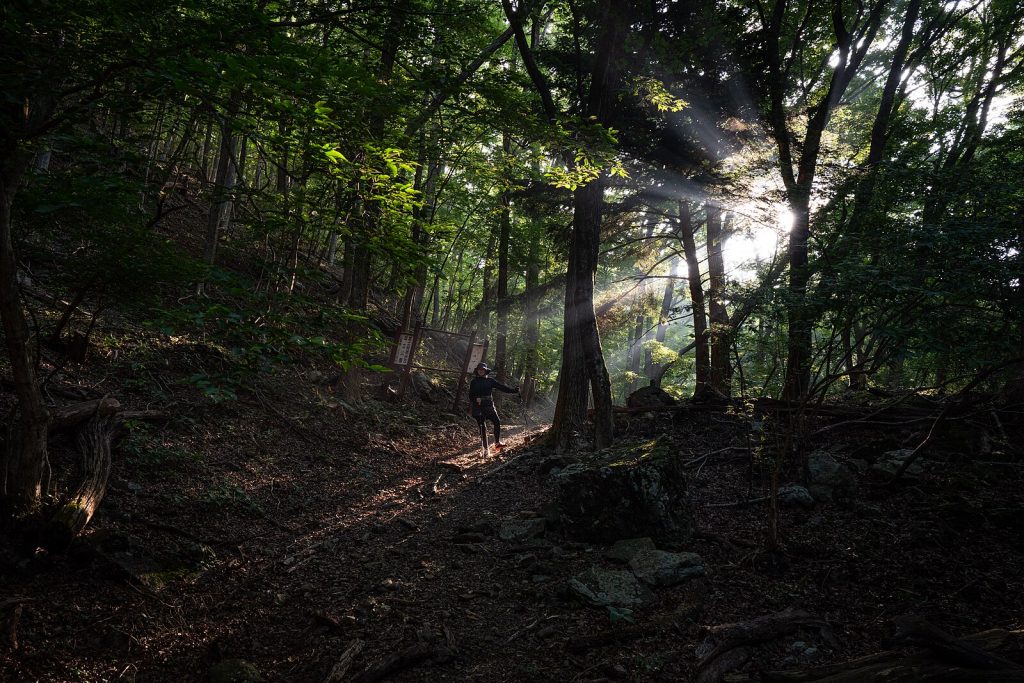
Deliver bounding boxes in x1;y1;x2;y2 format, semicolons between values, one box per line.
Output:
468;362;519;454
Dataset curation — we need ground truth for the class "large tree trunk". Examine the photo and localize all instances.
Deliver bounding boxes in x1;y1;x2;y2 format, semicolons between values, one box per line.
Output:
550;0;622;449
707;205;731;397
761;0;887;401
678;200;710;397
0;148;50;516
552;177;614;449
782;190;813;401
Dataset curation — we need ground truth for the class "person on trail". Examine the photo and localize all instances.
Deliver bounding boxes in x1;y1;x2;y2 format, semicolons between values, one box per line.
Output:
468;362;518;454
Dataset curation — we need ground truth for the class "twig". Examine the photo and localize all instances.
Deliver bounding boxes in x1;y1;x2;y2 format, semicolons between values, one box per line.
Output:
323;638;364;683
476;450;533;482
707;496;770;508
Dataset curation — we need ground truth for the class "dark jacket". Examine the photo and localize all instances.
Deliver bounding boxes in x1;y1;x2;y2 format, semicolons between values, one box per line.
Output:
468;376;517;407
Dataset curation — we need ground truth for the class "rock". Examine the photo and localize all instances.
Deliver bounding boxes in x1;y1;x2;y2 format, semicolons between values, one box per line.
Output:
777;484;815;508
608;663;629;679
604;537;657;563
411;371;449;403
537;454;580;476
555;452;692;545
539;500;562;525
515;553;538;570
806;451;857;502
452;532;488;544
209;659;265;683
499;518;546;542
628;549;705;587
871;449;926;478
626;382;677;410
568;566;655;607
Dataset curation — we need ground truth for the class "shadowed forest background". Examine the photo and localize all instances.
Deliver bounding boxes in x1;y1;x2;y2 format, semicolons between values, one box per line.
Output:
2;0;1024;681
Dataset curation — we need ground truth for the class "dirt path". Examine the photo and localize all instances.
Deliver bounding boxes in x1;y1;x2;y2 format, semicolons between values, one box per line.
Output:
3;397;1024;682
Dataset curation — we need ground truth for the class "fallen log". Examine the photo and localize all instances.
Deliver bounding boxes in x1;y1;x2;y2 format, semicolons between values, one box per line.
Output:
696;608;831;682
887;616;1024;671
763;625;1024;682
567;599;704;652
49;397;120;432
351;642;453;683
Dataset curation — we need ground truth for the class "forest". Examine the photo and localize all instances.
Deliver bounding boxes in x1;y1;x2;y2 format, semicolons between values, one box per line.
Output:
2;0;1023;681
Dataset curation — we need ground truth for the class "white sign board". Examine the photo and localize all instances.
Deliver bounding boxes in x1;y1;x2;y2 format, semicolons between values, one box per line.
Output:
465;343;486;373
393;333;414;366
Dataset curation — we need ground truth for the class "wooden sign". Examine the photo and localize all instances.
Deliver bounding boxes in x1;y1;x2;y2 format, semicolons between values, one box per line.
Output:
392;332;415;367
464;342;486;373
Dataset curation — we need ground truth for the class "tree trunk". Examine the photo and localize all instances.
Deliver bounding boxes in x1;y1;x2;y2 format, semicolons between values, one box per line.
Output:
649;257;678;385
0;149;50;515
520;230;541;405
339;235;355;304
349;5;407;311
782;190;813;400
553;176;614;449
197;92;240;296
480;228;497;333
629;279;645;394
679;200;710;396
495;134;512;392
707;204;731;397
550;0;622;449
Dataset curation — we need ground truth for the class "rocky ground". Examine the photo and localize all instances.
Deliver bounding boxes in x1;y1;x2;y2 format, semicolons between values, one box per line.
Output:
2;382;1024;682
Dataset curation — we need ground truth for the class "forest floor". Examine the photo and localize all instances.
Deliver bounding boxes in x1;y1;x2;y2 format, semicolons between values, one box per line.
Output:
2;371;1024;682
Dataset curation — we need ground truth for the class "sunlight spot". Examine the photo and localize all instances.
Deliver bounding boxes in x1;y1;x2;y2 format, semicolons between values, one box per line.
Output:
778;207;795;232
725;227;780;279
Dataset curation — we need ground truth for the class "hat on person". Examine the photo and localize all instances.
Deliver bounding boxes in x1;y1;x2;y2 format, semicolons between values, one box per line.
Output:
475;362;491;373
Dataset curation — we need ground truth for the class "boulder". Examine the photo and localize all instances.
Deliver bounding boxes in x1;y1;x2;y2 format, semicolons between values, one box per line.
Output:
555;451;692;545
411;371;440;402
871;449;926;478
605;537;657;564
498;518;546;542
629;549;705;586
777;484;815;508
626;382;677;410
568;566;655;607
537;454;580;476
209;659;265;683
806;451;857;502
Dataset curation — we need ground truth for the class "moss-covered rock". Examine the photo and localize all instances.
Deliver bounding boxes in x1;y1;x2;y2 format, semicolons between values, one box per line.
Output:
555;443;691;545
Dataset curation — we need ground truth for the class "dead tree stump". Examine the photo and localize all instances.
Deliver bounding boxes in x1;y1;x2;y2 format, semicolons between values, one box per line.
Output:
48;416;124;547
